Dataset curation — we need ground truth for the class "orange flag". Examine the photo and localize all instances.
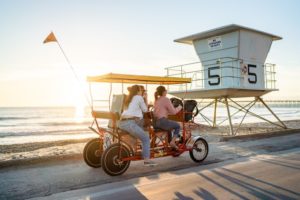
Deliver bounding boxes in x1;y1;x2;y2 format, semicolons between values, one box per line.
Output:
43;32;57;43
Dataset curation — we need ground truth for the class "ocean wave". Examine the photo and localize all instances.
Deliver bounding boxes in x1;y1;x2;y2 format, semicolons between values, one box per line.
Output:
0;119;97;127
0;128;93;137
0;124;18;127
37;121;93;126
0;133;97;145
0;117;28;121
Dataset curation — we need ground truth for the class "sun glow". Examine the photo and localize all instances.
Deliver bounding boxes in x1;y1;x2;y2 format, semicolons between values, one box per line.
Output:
74;100;86;123
73;83;87;123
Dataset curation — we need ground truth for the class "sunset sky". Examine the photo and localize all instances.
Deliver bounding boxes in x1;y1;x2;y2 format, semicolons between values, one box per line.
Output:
0;0;300;107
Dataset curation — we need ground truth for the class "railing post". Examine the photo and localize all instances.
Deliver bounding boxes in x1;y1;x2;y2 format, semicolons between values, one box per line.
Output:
166;68;169;91
181;65;183;78
264;64;267;89
273;64;276;89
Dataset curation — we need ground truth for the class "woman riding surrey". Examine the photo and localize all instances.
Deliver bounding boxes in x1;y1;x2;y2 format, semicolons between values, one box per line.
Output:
118;85;157;166
153;86;182;150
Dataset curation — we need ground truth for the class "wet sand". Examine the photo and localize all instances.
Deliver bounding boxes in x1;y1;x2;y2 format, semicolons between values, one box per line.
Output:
0;120;299;167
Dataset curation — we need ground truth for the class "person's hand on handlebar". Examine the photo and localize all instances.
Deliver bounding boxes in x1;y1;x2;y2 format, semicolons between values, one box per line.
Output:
177;104;183;110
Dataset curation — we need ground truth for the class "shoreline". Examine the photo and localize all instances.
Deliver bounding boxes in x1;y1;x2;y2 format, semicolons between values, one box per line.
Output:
1;120;300;168
0;138;93;154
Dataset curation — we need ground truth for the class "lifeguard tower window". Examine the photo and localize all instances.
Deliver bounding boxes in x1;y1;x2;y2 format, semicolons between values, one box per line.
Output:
166;24;281;99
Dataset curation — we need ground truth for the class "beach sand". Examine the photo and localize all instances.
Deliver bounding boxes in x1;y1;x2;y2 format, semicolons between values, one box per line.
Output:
0;120;299;167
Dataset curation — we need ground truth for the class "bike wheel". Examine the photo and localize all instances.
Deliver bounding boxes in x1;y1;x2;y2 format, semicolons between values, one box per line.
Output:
189;138;209;163
101;143;131;176
83;138;103;168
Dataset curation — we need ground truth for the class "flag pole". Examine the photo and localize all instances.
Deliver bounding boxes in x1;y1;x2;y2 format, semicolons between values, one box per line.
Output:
56;41;81;88
57;41;92;107
44;32;92;107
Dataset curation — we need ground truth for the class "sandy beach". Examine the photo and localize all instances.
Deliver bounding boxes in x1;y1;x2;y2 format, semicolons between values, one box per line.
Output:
1;120;299;168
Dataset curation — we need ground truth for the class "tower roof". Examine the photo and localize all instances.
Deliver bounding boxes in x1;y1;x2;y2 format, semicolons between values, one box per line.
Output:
174;24;282;45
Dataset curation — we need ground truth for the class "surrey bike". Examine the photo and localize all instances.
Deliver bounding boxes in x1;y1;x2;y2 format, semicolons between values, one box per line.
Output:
83;73;208;176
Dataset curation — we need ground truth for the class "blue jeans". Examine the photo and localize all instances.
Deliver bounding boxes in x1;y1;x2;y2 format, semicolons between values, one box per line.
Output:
118;119;150;159
155;117;180;138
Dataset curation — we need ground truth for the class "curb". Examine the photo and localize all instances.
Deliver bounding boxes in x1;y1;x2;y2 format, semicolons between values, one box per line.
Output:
220;128;300;142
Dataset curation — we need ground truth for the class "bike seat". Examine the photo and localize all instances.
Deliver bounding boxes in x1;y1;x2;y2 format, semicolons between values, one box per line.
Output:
118;129;131;136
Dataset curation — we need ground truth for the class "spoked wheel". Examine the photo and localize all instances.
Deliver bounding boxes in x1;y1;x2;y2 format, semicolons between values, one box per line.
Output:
101;143;131;176
83;138;103;168
189;138;209;163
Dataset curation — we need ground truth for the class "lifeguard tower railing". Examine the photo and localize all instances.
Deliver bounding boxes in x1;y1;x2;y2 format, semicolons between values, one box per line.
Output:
165;57;287;135
165;57;277;93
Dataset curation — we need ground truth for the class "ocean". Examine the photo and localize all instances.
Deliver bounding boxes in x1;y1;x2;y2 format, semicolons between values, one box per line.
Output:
0;104;299;145
0;107;96;145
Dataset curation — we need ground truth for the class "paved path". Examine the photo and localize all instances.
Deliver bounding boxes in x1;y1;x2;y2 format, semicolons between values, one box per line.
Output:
31;149;300;200
0;133;299;199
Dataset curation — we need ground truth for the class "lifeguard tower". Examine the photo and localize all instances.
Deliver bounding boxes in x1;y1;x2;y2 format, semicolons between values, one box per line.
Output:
166;24;286;135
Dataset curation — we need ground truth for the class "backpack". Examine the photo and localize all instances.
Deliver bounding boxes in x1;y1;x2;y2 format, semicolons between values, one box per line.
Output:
170;98;199;122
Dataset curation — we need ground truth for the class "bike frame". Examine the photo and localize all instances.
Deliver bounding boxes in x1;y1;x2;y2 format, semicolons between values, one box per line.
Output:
86;73;194;161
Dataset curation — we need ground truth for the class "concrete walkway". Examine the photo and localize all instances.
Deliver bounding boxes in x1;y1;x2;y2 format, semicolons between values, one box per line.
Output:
0;132;299;200
31;149;300;200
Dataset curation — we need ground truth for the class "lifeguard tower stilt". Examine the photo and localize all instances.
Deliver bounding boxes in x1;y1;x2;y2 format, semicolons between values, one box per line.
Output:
166;24;287;135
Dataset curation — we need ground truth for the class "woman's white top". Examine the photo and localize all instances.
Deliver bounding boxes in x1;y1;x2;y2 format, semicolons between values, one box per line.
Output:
121;95;147;118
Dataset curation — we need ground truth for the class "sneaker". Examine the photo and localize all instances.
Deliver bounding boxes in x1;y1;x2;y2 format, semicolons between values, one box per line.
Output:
144;160;158;167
